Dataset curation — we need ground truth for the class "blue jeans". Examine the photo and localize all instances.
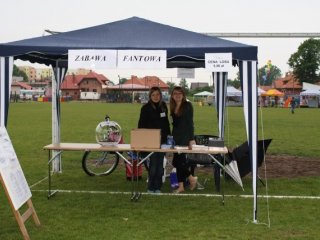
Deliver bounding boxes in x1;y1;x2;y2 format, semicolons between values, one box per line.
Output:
147;152;164;191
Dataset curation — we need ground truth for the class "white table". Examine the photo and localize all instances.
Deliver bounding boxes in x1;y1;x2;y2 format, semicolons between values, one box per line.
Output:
44;143;228;199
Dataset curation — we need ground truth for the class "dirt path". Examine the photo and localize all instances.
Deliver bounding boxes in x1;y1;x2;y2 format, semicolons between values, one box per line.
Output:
196;154;320;179
258;154;320;178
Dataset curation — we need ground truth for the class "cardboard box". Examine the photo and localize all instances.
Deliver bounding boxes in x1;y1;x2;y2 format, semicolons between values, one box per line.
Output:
130;129;161;149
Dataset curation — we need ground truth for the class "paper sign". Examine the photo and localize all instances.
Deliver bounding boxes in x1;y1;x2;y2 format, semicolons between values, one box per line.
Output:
205;53;232;72
118;50;166;69
0;127;32;210
177;68;195;79
68;49;117;69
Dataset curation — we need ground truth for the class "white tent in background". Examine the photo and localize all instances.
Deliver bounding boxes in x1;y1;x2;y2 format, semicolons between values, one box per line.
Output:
226;86;242;97
213;86;242;106
302;82;320;91
300;89;320;108
225;86;242;106
258;87;266;96
194;91;214;97
300;89;320;96
193;91;214;105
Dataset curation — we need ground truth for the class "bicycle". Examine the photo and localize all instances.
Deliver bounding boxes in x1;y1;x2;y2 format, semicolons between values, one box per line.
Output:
81;149;178;178
82;151;120;176
81;150;151;177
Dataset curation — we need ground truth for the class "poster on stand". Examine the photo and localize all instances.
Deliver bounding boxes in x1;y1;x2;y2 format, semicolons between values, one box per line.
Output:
0;127;32;210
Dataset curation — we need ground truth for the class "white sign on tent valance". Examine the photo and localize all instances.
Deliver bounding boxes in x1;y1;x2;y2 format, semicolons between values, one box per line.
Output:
205;53;232;72
117;50;166;69
68;49;117;69
177;68;195;78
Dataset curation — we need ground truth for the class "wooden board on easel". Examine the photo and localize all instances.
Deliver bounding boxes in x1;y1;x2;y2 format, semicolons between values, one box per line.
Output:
0;126;40;240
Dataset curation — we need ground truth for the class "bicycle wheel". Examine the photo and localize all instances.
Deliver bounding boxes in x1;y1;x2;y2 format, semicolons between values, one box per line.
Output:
82;151;119;176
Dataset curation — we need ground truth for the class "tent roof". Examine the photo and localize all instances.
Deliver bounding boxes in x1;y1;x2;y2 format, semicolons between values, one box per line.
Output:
258;87;265;93
213;86;242;97
194;91;213;96
0;17;257;67
258;87;266;96
226;86;242;96
300;89;320;96
302;82;320;91
261;88;284;97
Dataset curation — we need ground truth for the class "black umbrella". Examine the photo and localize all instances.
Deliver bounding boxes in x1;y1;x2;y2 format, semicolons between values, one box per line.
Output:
231;139;272;178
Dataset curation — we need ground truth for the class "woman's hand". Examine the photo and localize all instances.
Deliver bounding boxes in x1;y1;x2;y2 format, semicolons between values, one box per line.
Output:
188;140;196;150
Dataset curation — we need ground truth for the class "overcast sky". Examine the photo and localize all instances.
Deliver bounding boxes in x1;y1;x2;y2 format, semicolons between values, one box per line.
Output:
1;0;319;85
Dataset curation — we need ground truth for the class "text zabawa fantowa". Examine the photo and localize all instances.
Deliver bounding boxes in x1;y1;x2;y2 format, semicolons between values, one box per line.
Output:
74;55;162;62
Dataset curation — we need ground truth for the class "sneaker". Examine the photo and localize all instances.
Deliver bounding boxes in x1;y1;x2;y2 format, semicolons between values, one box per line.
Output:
154;190;161;194
147;190;154;193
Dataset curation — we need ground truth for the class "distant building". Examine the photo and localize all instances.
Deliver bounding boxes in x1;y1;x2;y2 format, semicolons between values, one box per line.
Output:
190;82;209;90
273;72;302;96
123;75;168;90
67;68;91;76
104;75;169;103
18;66;53;81
60;70;111;100
11;81;32;95
29;81;50;92
12;76;24;82
18;66;37;81
36;68;53;81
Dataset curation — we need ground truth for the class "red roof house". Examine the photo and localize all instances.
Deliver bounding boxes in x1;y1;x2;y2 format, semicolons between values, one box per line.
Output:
60;71;111;100
272;72;302;95
123;75;168;90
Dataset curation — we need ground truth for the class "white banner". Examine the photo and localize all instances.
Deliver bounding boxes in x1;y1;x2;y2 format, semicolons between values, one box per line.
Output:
68;49;117;69
205;53;232;72
0;127;32;210
177;68;195;79
118;50;166;69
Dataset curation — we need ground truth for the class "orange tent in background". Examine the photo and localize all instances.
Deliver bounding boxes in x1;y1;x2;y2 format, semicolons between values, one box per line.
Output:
261;88;284;97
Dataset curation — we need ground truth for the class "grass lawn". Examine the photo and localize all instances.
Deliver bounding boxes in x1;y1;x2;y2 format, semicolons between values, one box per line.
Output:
1;102;319;239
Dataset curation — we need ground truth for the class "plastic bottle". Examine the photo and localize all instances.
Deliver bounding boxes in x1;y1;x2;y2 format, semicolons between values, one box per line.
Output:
170;168;179;189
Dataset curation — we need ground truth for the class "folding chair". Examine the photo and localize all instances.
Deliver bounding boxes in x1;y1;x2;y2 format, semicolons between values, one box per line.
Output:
186;135;223;192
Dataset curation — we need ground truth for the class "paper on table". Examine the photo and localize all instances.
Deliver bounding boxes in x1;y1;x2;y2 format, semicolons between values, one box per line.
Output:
208;146;225;151
174;146;189;150
191;145;209;150
161;144;172;149
116;144;131;149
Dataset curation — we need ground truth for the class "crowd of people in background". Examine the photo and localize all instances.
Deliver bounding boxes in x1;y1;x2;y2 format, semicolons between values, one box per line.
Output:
259;96;299;108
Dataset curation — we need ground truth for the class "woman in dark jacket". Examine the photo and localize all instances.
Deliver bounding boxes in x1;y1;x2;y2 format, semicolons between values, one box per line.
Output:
170;86;197;193
138;87;170;193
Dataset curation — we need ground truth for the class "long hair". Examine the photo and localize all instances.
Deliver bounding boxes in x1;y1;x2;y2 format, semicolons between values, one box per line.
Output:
148;86;163;109
170;86;187;116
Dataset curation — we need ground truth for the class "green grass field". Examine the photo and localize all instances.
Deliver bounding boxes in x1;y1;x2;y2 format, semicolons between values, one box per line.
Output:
1;102;319;239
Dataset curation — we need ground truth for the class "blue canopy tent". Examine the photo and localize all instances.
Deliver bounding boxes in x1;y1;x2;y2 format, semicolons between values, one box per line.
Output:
0;17;259;221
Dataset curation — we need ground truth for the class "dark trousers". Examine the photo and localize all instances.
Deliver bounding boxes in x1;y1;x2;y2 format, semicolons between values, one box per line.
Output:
147;152;164;191
172;153;191;183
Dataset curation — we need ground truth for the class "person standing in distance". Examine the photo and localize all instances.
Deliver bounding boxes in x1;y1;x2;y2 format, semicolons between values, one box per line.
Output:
170;86;197;193
290;97;296;114
138;87;170;193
